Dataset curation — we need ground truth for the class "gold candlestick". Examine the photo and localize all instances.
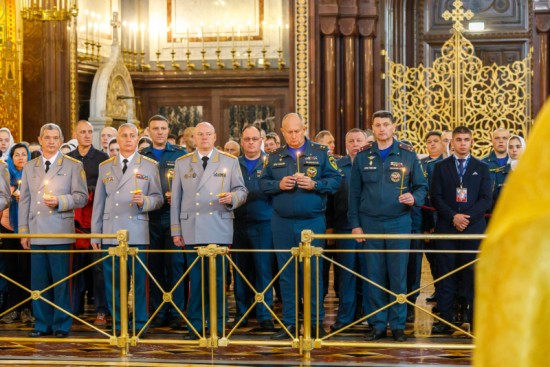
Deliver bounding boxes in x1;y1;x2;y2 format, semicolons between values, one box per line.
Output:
216;48;225;69
246;47;254;69
131;169;142;194
399;167;406;195
141;51;150;71
155;50;165;70
201;49;210;70
171;48;180;70
261;46;270;69
277;48;286;70
231;48;240;69
185;50;196;71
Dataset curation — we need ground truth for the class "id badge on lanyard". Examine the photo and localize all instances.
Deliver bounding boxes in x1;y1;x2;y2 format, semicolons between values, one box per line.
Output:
456;179;468;203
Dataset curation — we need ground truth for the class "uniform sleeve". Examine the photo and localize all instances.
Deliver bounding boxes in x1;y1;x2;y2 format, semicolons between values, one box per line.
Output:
430;162;457;223
348;156;362;229
18;166;30;235
91;166;106;244
0;165;10;212
170;161;184;237
141;163;164;212
228;158;248;210
259;156;283;195
58;162;88;211
314;154;342;194
409;157;428;207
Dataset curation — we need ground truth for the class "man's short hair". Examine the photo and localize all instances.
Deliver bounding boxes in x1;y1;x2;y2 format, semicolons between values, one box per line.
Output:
148;114;169;126
40;123;64;141
118;123;138;134
242;124;261;135
372;110;394;123
314;130;334;143
266;132;280;143
345;128;368;140
452;126;472;136
425;131;442;140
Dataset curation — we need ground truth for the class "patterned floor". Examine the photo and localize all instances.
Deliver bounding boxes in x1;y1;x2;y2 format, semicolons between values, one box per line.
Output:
0;257;474;366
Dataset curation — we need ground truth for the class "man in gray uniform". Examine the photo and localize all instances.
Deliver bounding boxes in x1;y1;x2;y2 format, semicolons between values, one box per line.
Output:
91;123;163;334
171;121;247;339
19;123;88;338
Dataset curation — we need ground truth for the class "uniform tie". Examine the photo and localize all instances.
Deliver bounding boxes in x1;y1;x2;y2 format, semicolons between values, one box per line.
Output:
122;159;129;174
45;161;51;173
202;156;209;170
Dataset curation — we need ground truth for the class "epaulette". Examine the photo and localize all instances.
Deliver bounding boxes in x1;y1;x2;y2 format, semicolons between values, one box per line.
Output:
63;155;81;164
138;148;147;155
219;151;237;159
398;142;414;152
332;154;343;159
99;157;115;166
358;143;373;153
490;166;506;173
172;145;185;151
271;146;285;155
177;152;194;161
141;155;159;165
311;141;328;150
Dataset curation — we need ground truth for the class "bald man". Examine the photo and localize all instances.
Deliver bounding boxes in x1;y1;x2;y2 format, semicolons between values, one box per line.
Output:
224;140;241;157
100;127;118;154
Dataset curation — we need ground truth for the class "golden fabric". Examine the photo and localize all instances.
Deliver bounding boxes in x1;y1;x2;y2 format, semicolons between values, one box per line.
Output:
474;99;550;366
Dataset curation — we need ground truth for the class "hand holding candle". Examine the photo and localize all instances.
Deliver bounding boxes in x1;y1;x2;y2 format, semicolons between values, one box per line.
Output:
398;167;414;206
131;169;142;194
400;167;406;195
216;168;228;196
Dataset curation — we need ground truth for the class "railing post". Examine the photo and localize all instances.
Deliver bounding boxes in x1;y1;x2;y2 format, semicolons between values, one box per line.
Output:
301;229;314;361
207;244;219;348
116;230;130;355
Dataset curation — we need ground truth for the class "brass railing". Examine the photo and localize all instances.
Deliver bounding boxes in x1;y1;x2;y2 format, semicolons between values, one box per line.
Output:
0;230;485;361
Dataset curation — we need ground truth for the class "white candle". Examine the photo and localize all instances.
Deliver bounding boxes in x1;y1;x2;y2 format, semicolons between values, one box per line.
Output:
216;24;220;48
201;26;204;49
247;25;251;47
157;27;161;51
186;28;190;50
231;26;235;47
85;11;89;40
278;23;282;49
140;23;145;52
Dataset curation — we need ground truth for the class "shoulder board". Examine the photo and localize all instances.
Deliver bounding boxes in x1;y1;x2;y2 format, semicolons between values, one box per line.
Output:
219;151;237;159
138;148;147;155
99;157;115;166
271;146;285;155
332;154;343;159
358;143;373;153
141;155;159;165
63;155;81;164
311;141;328;150
177;152;194;161
398;143;414;152
172;145;185;151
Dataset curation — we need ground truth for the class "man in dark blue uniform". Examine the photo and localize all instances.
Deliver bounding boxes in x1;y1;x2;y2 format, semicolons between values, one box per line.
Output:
260;113;341;339
329;128;372;332
348;110;427;342
430;126;492;334
481;128;510;211
232;125;274;330
140;115;187;329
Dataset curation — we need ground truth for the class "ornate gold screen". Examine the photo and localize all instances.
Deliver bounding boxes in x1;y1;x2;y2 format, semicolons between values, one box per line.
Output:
384;0;532;157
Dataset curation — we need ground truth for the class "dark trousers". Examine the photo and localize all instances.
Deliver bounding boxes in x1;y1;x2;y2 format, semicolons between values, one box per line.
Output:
31;244;72;333
361;215;410;331
233;220;274;323
72;250;108;315
148;219;187;320
272;214;325;326
407;232;423;302
103;244;148;332
185;244;227;333
1;225;31;310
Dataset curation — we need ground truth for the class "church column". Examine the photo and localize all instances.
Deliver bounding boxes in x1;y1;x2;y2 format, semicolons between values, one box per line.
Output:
339;1;359;138
319;2;339;142
358;0;377;128
534;12;550;114
22;19;72;142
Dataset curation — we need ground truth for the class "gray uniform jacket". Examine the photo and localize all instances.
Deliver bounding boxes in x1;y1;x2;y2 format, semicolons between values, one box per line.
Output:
92;154;164;245
18;153;88;245
0;161;10;212
170;148;248;245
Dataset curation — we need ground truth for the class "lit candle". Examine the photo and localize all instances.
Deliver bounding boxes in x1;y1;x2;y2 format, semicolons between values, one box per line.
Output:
278;22;282;49
231;26;235;47
43;180;49;198
400;167;406;195
186;28;190;51
201;25;204;49
216;24;220;48
247;24;251;48
84;10;89;39
133;169;139;192
220;168;227;194
167;172;172;192
296;153;301;174
17;180;21;191
140;23;145;52
157;27;161;51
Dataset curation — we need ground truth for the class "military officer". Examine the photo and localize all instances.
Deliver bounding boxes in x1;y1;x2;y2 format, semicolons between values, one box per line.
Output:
348;110;427;342
91;123;163;334
19;123;88;338
170;122;247;340
139;115;187;329
482;128;510;211
0;160;9;211
260;113;341;340
232;124;274;330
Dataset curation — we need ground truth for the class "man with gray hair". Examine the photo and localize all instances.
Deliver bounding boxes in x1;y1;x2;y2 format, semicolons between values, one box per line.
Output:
19;123;88;338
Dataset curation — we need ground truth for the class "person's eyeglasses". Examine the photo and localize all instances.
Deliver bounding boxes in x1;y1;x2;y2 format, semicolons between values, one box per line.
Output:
242;137;260;142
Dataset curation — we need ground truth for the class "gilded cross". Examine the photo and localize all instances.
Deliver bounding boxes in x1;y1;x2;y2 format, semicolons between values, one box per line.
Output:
442;0;474;33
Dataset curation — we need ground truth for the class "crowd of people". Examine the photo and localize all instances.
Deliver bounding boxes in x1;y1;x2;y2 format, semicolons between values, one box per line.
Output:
0;112;526;341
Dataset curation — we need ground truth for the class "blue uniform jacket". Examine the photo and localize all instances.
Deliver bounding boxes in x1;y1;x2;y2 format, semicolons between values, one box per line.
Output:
260;138;342;219
234;154;273;223
140;142;187;220
481;150;508;203
327;155;353;230
348;140;428;227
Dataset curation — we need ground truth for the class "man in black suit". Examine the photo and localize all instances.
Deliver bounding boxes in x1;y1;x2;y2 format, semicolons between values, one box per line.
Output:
430;126;492;334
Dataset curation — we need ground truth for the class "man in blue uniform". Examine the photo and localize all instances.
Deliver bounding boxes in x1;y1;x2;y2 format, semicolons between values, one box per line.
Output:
139;114;187;329
430;126;492;334
348;110;427;342
260;113;341;339
481;128;510;211
232;124;274;330
329;128;371;332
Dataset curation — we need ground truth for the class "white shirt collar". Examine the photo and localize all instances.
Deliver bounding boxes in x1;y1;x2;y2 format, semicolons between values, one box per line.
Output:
44;151;60;168
197;149;214;160
453;153;471;161
119;152;136;168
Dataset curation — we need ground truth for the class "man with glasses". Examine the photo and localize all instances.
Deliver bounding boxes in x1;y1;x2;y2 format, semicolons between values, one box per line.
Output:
348;110;427;342
171;122;247;340
19;123;88;338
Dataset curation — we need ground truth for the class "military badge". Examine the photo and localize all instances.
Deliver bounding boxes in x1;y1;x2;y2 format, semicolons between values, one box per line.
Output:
256;169;262;177
390;171;401;182
329;155;338;170
306;166;318;178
